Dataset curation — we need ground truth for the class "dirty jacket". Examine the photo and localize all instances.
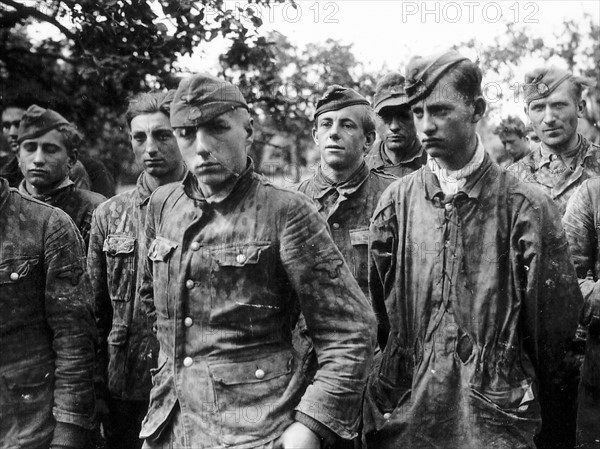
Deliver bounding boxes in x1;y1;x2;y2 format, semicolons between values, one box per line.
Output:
19;179;106;248
563;177;600;448
508;134;600;215
0;178;96;448
297;161;396;297
88;171;161;401
139;163;375;448
364;138;426;178
364;154;582;448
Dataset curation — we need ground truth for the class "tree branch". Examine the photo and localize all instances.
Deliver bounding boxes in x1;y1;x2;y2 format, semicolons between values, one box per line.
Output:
0;0;77;39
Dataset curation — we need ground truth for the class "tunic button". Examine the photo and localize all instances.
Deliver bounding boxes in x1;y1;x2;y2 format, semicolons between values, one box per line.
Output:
185;279;195;289
332;223;340;229
183;357;193;367
444;203;453;212
184;317;193;327
190;242;200;251
254;368;265;379
10;272;19;281
236;254;246;264
383;413;391;420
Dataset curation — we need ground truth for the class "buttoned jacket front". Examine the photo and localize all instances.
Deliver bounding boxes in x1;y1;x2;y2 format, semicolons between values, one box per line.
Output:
508;135;600;215
139;164;375;448
364;155;582;448
0;178;96;448
88;171;160;401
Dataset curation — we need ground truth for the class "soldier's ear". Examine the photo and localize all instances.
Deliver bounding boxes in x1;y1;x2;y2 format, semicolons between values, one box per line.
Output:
364;130;376;152
245;117;254;147
312;126;318;145
471;96;486;123
577;99;586;119
67;149;78;170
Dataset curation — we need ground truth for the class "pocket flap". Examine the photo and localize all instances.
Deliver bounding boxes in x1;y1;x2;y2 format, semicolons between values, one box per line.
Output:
148;237;178;262
211;242;271;267
107;324;128;346
103;235;136;256
0;256;40;284
209;352;294;386
349;227;369;246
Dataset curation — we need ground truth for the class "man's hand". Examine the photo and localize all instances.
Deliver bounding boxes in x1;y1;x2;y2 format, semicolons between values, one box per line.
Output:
274;422;321;449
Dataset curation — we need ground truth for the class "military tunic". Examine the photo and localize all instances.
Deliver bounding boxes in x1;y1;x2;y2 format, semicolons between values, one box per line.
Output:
364;138;426;179
0;177;96;448
139;163;375;448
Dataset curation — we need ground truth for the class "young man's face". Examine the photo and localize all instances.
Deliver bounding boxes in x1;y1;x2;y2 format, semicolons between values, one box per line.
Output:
376;105;418;154
130;112;182;179
526;129;541;152
411;77;482;167
313;105;374;172
500;132;530;161
175;108;252;196
18;129;75;192
2;107;26;154
526;81;584;152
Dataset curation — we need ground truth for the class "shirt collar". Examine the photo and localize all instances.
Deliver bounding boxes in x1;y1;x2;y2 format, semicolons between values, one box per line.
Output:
313;160;370;200
134;166;189;207
19;176;74;202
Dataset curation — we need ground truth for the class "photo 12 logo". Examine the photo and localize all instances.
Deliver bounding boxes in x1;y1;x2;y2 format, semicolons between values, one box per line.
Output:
401;2;540;24
204;1;340;24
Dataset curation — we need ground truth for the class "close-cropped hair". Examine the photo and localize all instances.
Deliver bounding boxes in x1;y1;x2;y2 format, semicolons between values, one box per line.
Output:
494;115;526;138
314;104;377;135
444;60;484;105
55;123;83;157
125;90;174;127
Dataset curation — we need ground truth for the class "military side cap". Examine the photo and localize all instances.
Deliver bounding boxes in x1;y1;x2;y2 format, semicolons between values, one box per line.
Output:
17;104;71;144
373;72;408;113
404;50;470;104
522;67;574;104
171;73;248;128
314;85;370;120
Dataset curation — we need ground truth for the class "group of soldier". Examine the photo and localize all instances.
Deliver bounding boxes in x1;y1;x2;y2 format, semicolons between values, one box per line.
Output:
0;47;599;449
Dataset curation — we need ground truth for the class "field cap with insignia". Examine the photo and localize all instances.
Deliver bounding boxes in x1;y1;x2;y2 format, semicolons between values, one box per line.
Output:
171;73;248;128
17;105;70;144
373;72;409;113
522;67;587;105
404;50;470;104
314;85;370;120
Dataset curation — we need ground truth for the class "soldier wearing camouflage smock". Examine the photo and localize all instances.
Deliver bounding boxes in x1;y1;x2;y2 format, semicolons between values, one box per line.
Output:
508;67;600;215
138;73;375;449
16;105;105;248
0;176;96;449
87;91;186;449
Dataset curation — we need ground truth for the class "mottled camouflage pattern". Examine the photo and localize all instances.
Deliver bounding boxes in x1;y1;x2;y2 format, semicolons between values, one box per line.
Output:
507;134;600;215
88;171;160;402
364;154;582;448
297;161;396;297
563;178;600;448
18;179;106;248
139;164;375;448
0;177;96;448
364;138;426;179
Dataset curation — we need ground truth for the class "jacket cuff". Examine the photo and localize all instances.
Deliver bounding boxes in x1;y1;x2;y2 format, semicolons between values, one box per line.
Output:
51;421;89;448
294;411;338;447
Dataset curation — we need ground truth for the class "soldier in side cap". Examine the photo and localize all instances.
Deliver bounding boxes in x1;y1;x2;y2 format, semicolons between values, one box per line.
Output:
363;49;581;449
508;66;600;215
16;105;106;248
138;73;375;449
297;85;396;299
87;91;187;449
365;72;426;177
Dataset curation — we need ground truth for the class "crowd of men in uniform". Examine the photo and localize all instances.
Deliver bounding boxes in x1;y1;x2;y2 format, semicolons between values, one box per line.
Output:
1;48;599;449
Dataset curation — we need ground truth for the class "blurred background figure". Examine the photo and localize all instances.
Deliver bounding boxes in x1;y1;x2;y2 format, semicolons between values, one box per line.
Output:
494;115;532;164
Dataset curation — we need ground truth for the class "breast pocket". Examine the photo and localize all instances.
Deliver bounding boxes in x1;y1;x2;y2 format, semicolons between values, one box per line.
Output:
148;236;178;319
208;242;279;325
103;235;136;302
0;255;42;313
